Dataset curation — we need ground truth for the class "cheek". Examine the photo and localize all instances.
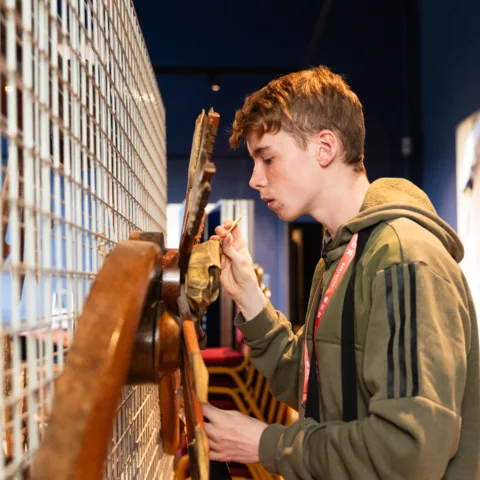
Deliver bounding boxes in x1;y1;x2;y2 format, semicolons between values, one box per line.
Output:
287;177;308;198
271;163;308;200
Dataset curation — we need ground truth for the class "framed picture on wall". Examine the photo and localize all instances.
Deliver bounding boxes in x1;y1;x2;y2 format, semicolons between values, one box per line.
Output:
456;109;480;319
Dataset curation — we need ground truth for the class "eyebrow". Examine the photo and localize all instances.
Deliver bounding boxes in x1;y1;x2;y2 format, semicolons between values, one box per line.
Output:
250;145;272;158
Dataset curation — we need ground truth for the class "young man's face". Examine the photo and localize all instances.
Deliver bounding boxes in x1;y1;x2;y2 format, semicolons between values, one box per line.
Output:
247;129;320;221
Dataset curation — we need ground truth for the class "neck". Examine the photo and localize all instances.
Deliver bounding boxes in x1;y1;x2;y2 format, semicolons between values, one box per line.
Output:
311;167;370;237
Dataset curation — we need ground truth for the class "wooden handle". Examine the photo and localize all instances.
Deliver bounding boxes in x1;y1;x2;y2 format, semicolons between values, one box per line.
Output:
220;215;242;244
158;370;181;455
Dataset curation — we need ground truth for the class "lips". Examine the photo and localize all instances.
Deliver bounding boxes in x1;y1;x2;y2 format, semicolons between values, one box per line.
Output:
262;197;275;209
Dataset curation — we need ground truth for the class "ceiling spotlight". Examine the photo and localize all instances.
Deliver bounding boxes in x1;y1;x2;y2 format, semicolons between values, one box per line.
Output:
208;74;220;92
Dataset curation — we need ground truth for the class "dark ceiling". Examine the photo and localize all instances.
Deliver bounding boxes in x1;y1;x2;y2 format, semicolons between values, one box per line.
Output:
133;0;418;181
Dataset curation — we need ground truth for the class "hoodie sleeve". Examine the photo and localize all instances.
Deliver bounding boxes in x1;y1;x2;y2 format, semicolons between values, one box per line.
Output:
258;262;468;479
234;301;304;410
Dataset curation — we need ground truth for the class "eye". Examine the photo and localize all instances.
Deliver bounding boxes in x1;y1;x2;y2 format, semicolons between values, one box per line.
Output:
263;157;274;165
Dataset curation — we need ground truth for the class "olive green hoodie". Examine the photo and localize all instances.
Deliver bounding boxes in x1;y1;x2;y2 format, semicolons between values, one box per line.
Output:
235;178;480;479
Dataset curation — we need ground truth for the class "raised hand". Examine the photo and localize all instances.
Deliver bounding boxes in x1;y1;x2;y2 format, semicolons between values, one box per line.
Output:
211;220;266;320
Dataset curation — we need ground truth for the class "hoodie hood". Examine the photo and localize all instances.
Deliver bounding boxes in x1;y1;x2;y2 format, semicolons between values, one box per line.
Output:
325;178;464;265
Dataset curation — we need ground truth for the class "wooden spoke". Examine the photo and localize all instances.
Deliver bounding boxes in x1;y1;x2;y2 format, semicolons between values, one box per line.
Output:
158;369;181;455
31;240;162;480
178;110;219;278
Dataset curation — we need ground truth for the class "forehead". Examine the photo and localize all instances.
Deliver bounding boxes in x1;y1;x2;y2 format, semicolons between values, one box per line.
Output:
246;130;280;157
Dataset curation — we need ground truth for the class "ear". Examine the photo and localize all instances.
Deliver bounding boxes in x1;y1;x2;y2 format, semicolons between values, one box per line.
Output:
315;129;339;167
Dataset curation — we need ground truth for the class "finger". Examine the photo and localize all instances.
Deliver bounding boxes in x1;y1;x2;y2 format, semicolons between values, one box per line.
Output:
221;236;244;263
221;254;228;270
230;223;242;240
202;402;217;421
209;234;221;242
215;225;228;237
202;402;220;423
204;422;216;440
222;233;234;246
210;450;227;462
208;439;221;452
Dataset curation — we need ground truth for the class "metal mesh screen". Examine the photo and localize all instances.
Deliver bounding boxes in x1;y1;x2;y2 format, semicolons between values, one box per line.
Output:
0;0;171;477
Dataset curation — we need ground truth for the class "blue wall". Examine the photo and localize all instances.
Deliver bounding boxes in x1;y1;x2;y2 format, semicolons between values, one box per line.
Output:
420;0;480;229
164;0;407;316
165;0;480;315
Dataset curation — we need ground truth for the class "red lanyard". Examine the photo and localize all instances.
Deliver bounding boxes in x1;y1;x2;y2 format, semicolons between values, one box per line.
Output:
302;233;359;405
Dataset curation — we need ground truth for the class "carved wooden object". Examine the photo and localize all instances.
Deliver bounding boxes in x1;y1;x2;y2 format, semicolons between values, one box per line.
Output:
186;240;221;323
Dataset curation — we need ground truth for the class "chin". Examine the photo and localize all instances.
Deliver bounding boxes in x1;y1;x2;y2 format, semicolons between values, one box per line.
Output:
276;209;301;222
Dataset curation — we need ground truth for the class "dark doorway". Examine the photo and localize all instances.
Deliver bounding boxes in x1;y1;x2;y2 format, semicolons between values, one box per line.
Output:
288;222;323;328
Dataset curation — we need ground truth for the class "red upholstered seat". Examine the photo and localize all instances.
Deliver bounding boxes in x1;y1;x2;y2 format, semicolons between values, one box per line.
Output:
208;374;241;388
201;347;245;367
180;462;252;479
208;396;238;410
229;463;252;478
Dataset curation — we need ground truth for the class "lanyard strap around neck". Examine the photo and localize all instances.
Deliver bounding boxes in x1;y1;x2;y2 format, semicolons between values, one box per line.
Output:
303;226;375;422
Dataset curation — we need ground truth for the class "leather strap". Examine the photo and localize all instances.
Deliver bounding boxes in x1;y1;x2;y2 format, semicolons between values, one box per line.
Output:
341;226;375;422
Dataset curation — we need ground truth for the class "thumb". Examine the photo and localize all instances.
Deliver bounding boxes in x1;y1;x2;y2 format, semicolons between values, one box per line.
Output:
202;402;221;423
221;235;243;264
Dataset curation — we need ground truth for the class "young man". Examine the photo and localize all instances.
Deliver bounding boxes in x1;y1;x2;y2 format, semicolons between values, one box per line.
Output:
202;66;480;479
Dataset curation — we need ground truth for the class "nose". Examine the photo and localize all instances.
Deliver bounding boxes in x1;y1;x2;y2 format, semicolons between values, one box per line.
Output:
249;165;267;190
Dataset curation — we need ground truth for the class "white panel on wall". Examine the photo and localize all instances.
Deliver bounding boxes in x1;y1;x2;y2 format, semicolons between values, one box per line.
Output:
456;109;480;326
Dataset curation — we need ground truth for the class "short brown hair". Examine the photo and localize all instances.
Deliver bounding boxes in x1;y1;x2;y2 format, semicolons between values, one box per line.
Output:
229;66;366;171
